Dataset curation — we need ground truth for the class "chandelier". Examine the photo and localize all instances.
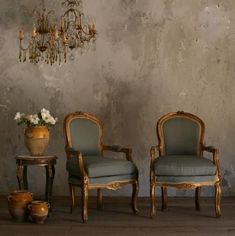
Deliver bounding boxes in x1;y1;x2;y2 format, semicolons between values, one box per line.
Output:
18;0;97;65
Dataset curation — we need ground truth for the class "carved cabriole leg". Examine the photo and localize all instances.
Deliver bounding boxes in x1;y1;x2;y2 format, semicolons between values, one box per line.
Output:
81;177;89;223
195;187;201;211
69;184;75;214
150;181;156;218
97;188;103;210
161;186;167;211
215;182;221;218
132;180;139;214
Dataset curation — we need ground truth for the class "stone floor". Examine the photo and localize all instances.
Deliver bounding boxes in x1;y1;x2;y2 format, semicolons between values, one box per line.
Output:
0;196;235;236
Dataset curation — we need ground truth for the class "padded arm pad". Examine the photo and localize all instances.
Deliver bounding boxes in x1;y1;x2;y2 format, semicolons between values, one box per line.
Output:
103;145;133;161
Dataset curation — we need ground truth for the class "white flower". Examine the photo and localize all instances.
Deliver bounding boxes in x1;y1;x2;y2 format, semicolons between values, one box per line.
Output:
41;112;48;121
14;112;21;121
42;114;54;124
41;108;55;124
15;109;57;128
41;113;51;123
30;114;40;125
14;112;25;121
49;116;56;125
41;108;50;115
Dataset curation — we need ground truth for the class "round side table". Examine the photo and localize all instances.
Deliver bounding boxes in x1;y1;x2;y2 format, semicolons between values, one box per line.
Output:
15;155;58;211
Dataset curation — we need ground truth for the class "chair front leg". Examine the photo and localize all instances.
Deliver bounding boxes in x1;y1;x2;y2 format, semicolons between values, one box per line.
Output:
132;180;139;214
161;186;168;211
69;184;75;213
195;187;201;211
150;181;156;218
81;178;89;223
215;182;221;218
97;188;103;210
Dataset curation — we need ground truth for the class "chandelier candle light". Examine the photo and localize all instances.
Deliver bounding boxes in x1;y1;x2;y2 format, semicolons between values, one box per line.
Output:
18;0;97;65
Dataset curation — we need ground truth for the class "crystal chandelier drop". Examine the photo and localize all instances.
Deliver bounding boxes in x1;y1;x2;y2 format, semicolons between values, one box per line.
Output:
18;0;96;65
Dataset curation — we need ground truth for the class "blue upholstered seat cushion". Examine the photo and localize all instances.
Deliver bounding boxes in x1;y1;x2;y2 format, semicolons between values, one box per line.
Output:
154;155;216;176
67;156;138;178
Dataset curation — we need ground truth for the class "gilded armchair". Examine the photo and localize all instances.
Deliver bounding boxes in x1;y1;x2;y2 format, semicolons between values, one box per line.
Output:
64;111;139;222
150;111;221;218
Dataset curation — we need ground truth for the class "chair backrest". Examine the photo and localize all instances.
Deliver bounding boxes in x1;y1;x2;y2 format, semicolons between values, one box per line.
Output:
64;112;103;156
157;111;205;156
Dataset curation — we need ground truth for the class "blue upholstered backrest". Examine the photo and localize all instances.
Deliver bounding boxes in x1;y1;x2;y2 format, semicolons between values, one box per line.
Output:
163;117;200;155
69;118;100;155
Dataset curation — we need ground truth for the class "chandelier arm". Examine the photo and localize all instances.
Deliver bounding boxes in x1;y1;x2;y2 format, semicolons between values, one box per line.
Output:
33;10;41;17
63;8;79;17
63;9;79;30
46;10;55;19
81;29;93;36
80;25;96;36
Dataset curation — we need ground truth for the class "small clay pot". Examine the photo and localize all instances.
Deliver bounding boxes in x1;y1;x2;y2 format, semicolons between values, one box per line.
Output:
8;190;33;222
28;201;49;224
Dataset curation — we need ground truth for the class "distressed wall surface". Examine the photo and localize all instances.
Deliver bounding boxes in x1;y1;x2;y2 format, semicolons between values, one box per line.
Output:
0;0;235;197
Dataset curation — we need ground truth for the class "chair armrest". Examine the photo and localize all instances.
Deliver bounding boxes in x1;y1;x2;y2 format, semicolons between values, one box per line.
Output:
65;147;80;159
150;145;160;182
65;147;87;177
202;145;221;179
103;145;133;161
202;145;219;162
150;145;160;163
203;145;217;153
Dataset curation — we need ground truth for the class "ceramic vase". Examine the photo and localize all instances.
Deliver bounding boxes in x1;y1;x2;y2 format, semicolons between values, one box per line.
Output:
28;201;49;224
24;126;49;156
8;190;33;222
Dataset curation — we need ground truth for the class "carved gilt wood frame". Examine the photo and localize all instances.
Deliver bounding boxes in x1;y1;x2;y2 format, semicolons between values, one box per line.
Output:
150;111;221;218
64;111;139;222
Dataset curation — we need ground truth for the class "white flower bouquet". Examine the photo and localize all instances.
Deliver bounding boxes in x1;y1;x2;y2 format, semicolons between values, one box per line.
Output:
14;108;58;128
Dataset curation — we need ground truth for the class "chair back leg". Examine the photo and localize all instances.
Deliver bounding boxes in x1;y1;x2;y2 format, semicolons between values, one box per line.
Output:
69;184;75;214
161;186;168;211
97;188;103;210
195;187;201;211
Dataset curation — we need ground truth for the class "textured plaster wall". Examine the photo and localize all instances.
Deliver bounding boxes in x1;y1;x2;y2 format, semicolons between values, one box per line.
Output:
0;0;235;197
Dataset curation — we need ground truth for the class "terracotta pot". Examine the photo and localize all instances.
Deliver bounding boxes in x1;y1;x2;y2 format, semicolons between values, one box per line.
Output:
8;190;33;222
28;201;49;224
24;126;49;156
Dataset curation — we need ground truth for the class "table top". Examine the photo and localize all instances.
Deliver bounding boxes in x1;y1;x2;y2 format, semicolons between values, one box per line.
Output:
16;155;58;161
